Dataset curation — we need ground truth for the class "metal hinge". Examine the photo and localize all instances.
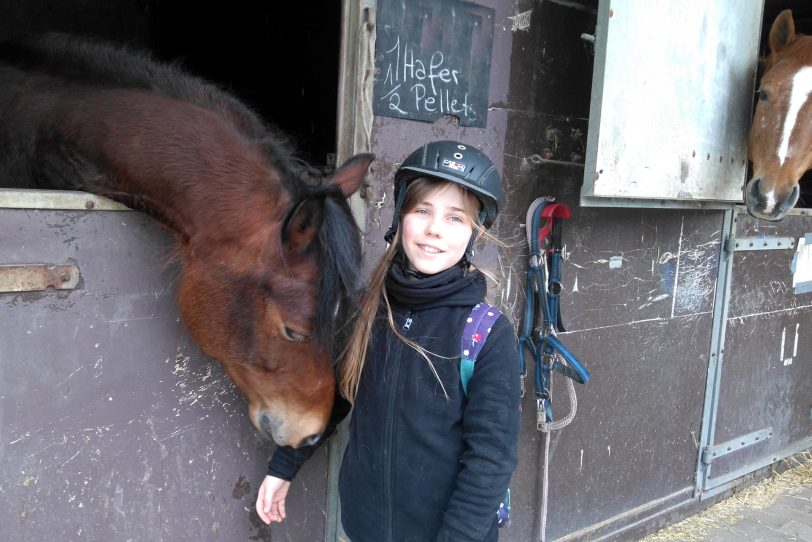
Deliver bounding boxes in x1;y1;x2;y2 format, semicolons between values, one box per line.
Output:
724;236;795;253
701;427;773;465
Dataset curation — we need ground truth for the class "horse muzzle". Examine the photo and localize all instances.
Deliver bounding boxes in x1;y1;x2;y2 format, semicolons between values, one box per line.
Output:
744;177;799;221
256;411;323;448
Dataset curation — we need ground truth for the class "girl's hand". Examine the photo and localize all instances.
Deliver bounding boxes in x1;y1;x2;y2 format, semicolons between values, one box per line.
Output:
256;475;291;525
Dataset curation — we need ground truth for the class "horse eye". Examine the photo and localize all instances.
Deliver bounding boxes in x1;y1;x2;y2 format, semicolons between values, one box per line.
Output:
758;89;769;102
282;326;311;342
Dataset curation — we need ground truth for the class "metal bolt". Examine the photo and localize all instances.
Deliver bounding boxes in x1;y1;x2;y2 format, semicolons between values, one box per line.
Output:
85;200;95;210
60;273;70;282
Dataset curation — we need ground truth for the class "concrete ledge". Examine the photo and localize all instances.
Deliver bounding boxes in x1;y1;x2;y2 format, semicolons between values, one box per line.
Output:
0;188;130;211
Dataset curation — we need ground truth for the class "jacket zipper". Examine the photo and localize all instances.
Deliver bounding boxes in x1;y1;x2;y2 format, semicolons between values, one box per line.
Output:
384;310;413;540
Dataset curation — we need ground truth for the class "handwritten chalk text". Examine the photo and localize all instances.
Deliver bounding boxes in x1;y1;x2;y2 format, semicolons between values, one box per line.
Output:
378;36;476;121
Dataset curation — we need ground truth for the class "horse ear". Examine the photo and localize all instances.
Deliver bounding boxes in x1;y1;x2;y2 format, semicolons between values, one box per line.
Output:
329;153;374;197
283;198;323;253
770;9;796;54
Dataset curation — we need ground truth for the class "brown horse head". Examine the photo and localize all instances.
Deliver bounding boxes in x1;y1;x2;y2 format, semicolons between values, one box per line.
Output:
0;33;374;448
747;9;812;220
175;154;372;448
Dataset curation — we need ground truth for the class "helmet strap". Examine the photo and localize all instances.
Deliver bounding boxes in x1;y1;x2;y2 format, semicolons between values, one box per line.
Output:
462;232;478;276
462;209;488;276
384;185;408;243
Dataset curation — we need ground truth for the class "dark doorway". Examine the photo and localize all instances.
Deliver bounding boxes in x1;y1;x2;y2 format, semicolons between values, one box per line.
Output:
150;2;342;168
0;0;342;169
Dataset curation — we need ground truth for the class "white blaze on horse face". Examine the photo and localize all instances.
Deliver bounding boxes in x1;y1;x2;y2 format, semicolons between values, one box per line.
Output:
778;66;812;166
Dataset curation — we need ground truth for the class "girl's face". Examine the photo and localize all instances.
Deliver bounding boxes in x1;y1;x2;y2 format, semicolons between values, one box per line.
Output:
401;183;475;275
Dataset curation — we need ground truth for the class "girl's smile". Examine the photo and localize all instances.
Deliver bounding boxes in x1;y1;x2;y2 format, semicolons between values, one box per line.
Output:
401;184;475;275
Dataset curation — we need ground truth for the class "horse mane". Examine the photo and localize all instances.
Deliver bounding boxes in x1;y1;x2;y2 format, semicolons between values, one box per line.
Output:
0;33;316;187
0;32;361;353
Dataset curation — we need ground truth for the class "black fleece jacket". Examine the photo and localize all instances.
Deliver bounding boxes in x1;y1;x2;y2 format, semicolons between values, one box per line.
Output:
268;266;521;542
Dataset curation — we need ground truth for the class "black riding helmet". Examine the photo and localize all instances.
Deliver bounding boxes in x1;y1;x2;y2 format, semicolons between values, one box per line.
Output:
385;140;502;242
384;141;502;272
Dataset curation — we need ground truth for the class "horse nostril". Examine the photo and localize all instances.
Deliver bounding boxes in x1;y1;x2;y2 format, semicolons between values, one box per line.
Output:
746;177;762;201
259;414;275;435
300;433;322;448
778;183;801;215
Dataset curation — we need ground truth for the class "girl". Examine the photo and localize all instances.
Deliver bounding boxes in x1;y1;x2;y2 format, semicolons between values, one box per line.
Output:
256;141;521;541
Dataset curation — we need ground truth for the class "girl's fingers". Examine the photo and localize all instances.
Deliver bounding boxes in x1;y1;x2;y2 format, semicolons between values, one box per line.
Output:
256;498;271;525
269;501;283;522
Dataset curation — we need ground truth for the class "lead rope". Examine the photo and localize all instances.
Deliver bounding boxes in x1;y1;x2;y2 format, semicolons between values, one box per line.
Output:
538;360;578;542
522;198;587;542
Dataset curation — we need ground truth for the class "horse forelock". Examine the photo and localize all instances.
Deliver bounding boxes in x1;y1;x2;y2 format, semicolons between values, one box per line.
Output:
311;188;363;355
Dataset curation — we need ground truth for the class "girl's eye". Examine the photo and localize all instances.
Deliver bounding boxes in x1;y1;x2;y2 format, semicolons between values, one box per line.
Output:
282;326;311;342
449;216;463;223
415;208;429;215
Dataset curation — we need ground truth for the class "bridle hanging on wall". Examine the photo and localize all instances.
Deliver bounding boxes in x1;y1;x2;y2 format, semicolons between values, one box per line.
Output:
519;196;590;542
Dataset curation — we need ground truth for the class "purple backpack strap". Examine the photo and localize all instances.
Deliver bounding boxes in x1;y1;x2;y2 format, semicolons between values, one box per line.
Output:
460;302;502;395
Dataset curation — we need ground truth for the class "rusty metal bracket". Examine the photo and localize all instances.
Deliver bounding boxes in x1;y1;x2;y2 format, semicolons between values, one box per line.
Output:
0;263;81;293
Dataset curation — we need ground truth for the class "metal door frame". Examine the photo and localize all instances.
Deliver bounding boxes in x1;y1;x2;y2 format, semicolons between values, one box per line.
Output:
327;1;377;540
696;206;812;499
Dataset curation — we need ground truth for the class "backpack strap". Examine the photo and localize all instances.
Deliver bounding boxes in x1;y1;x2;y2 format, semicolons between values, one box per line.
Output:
460;302;503;396
460;301;513;529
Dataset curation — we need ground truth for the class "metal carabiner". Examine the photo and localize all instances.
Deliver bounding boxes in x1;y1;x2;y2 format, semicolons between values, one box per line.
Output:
536;395;552;429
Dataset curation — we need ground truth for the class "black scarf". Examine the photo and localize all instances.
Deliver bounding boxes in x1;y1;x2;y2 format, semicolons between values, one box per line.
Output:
385;260;484;310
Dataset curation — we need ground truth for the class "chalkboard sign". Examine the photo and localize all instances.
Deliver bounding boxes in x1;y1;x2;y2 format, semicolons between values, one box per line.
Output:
373;0;495;128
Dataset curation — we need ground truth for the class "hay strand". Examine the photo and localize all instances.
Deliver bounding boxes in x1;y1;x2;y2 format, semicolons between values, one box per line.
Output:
643;452;812;542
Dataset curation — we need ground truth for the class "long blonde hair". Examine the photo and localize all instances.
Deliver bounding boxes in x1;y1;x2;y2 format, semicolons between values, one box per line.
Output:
339;178;491;402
